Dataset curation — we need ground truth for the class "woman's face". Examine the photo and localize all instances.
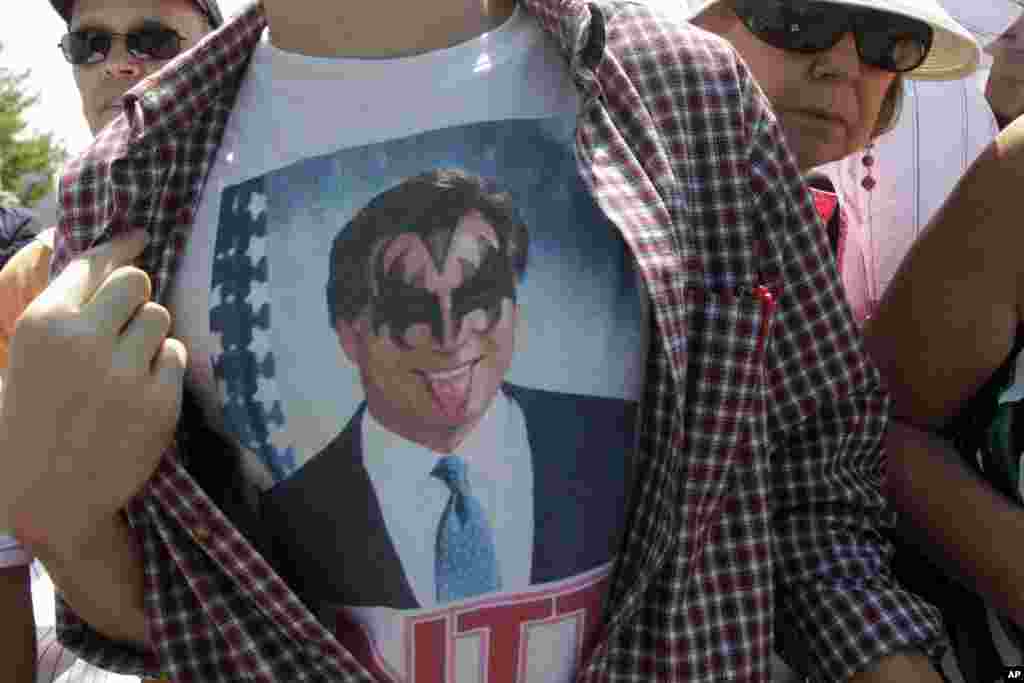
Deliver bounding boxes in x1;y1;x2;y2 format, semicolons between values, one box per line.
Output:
708;8;897;170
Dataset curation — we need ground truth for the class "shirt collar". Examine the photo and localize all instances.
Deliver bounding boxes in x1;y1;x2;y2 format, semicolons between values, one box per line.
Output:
121;1;267;144
362;390;511;476
520;0;606;99
121;0;603;143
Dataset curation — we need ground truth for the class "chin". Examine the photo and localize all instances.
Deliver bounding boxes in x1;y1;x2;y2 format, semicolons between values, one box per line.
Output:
799;146;847;171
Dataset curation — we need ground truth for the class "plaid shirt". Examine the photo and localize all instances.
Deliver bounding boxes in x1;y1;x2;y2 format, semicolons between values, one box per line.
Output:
50;1;945;680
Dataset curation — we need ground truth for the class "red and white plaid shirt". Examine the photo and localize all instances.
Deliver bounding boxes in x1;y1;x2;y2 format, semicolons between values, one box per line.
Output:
50;1;945;680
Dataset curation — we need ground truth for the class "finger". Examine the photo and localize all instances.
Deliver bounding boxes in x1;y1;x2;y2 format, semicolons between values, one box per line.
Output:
0;240;50;341
30;230;149;312
82;266;153;337
116;302;171;368
152;337;187;407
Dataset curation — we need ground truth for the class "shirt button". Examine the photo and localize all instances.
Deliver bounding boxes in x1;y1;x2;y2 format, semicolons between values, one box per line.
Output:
192;526;210;544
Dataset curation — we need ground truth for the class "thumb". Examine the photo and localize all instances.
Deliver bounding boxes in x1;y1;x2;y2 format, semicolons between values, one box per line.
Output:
33;229;149;313
155;336;188;416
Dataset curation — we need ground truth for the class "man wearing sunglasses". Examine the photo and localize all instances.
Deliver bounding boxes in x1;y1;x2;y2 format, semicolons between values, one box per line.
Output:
57;0;223;134
0;2;220;682
0;1;976;682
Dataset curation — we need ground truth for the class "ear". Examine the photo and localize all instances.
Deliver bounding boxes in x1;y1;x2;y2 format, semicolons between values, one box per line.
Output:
335;318;365;367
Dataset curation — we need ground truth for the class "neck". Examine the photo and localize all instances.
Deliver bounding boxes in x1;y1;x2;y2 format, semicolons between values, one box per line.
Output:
372;412;483;455
263;0;517;58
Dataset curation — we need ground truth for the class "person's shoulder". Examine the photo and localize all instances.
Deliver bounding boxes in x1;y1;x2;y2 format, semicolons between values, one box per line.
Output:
276;404;368;487
595;0;744;67
585;0;755;116
0;207;37;239
504;383;635;416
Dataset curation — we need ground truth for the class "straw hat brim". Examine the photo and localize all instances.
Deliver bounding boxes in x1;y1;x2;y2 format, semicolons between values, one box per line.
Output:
684;0;980;81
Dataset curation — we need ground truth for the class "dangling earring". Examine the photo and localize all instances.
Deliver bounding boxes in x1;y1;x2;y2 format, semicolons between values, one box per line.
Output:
860;142;878;322
861;144;876;191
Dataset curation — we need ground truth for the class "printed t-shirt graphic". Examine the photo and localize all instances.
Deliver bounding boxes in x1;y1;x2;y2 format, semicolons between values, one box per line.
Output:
207;117;645;682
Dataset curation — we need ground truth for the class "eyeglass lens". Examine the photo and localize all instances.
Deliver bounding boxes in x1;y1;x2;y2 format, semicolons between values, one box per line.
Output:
60;28;182;65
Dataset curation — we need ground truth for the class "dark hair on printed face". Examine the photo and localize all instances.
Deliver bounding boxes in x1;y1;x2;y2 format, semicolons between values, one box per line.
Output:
326;168;529;329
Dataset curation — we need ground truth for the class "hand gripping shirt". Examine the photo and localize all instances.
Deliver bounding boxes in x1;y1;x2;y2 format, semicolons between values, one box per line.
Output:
49;1;946;681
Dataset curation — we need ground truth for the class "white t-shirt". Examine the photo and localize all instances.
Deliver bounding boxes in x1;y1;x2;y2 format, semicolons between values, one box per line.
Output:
170;8;648;681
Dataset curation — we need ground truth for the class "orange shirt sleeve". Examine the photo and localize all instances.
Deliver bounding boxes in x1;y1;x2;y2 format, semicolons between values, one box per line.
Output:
0;238;54;370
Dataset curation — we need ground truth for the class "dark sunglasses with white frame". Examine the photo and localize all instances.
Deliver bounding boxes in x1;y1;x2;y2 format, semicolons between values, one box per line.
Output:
731;0;935;73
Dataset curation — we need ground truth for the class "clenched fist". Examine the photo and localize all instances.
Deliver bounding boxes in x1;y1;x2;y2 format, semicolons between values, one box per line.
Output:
0;229;186;554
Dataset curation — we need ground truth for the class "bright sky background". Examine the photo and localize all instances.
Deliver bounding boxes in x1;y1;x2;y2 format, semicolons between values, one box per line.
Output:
0;0;1018;160
0;0;692;160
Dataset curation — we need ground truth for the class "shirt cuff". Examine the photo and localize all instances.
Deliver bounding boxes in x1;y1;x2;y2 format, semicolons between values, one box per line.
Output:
777;578;948;681
56;593;161;677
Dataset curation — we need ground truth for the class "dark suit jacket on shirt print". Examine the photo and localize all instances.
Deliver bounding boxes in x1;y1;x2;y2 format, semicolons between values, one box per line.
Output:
260;382;636;609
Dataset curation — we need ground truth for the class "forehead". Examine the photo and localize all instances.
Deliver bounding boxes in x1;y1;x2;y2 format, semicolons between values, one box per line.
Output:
381;213;501;270
70;0;201;28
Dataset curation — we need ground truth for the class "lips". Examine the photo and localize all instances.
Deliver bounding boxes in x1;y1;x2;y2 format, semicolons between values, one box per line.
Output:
419;361;478;421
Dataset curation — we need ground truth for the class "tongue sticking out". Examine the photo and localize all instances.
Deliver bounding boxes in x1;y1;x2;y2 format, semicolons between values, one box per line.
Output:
426;366;474;420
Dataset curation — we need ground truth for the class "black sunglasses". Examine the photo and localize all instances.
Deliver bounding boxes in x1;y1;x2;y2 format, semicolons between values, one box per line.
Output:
58;26;185;65
731;0;934;73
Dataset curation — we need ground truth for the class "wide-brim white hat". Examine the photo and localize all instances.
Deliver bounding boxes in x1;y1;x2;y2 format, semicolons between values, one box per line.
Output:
681;0;980;81
943;0;1022;50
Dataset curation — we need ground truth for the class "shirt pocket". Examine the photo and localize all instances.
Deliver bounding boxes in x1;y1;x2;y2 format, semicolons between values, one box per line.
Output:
681;283;777;449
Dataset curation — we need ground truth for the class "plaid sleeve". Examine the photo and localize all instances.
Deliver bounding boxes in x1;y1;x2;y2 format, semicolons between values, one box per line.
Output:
55;594;161;677
740;67;948;680
0;534;31;568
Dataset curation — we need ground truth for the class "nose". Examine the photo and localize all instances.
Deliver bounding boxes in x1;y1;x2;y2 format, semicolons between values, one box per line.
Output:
103;37;144;79
816;31;863;80
433;301;469;352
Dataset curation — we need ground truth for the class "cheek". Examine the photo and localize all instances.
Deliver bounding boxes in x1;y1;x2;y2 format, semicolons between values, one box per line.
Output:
73;68;96;104
141;62;168;79
463;309;491;334
486;302;518;352
862;75;898;135
401;323;433;349
725;29;799;108
363;327;412;367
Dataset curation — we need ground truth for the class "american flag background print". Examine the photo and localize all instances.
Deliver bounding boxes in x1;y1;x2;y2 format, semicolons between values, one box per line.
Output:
210;180;298;483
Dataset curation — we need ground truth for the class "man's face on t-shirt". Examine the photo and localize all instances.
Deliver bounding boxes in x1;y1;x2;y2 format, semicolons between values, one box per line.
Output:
341;211;519;452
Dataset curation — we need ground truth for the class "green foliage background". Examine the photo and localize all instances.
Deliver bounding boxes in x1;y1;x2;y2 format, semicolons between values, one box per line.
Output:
0;41;66;208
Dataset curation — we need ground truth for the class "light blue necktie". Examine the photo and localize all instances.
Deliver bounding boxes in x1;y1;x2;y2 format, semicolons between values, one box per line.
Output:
432;455;502;603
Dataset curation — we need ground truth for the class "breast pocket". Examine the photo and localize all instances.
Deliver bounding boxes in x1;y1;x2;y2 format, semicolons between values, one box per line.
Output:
681;284;777;453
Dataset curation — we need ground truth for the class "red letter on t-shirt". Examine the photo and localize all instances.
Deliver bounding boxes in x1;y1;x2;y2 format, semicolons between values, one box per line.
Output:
456;598;554;683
